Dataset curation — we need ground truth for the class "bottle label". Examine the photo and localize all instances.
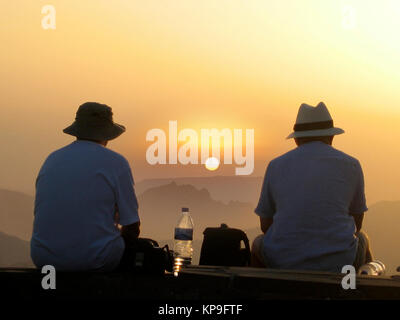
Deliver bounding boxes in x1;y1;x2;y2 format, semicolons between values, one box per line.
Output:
174;228;193;240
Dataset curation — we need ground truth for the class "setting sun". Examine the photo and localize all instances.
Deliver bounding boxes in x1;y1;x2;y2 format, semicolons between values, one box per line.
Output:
205;157;220;171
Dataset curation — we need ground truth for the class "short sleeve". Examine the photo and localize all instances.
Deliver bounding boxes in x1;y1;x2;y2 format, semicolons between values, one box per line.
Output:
254;162;276;218
115;162;140;226
349;161;368;214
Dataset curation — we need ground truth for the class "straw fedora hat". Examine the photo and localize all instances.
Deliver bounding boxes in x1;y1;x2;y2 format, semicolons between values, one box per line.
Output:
286;102;344;139
63;102;126;141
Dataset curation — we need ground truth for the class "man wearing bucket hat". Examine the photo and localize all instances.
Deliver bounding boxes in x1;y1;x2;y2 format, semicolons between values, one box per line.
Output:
251;102;373;272
31;102;140;271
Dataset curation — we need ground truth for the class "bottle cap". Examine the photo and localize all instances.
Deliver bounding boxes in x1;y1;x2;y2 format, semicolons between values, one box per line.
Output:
181;207;189;212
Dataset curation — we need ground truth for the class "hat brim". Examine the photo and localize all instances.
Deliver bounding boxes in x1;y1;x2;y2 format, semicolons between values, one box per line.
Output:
286;127;344;139
63;122;126;141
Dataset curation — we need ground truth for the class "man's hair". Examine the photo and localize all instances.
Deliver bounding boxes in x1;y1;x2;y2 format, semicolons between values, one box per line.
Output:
295;135;333;146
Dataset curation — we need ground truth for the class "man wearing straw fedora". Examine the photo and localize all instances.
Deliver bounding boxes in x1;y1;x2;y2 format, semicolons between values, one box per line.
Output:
251;102;373;272
31;102;141;271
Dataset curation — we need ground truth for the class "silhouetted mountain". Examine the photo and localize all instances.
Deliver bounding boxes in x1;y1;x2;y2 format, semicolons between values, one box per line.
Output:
0;189;34;240
135;176;263;206
0;231;33;267
138;182;258;242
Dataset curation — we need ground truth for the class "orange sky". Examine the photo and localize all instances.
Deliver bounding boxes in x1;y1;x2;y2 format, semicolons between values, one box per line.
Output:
1;1;400;205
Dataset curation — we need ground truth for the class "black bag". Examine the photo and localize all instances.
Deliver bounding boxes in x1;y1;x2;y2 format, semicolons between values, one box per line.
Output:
120;238;174;275
199;224;251;267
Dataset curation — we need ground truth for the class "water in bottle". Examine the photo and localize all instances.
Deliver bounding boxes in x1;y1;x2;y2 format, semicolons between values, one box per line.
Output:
173;207;194;276
358;260;386;276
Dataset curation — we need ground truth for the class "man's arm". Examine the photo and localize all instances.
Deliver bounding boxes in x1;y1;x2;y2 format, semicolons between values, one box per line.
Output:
121;221;140;243
260;217;273;234
348;161;367;233
350;212;364;232
115;160;141;241
254;162;276;227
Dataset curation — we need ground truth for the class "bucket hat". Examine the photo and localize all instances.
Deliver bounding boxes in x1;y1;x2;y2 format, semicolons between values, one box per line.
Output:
63;102;126;141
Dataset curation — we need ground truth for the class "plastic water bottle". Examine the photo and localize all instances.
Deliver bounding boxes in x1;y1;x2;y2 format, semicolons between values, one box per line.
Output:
358;260;386;276
173;207;194;276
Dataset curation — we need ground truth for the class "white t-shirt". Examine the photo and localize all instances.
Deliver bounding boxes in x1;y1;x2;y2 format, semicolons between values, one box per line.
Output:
255;141;367;272
31;140;139;271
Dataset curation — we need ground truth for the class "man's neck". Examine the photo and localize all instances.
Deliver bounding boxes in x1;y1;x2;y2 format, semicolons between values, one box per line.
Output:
77;138;107;147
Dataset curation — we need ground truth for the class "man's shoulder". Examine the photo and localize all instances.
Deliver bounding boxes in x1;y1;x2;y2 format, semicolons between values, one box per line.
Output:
44;143;73;162
101;146;128;162
328;146;361;165
95;146;131;171
269;147;299;164
269;144;361;166
46;142;130;168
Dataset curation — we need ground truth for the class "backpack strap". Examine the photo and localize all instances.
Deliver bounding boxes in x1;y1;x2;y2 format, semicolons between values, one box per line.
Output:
241;232;251;266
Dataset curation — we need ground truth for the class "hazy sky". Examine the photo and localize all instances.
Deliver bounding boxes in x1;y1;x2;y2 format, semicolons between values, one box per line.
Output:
1;1;400;205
